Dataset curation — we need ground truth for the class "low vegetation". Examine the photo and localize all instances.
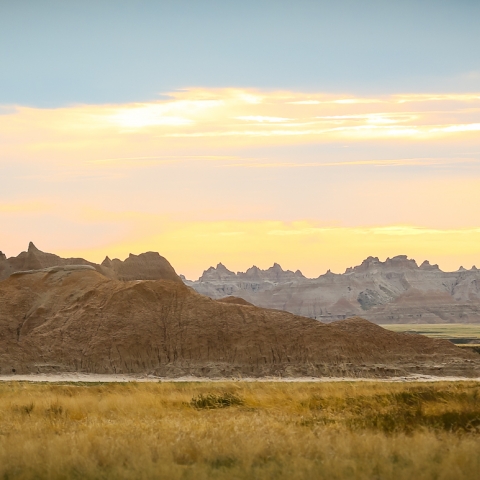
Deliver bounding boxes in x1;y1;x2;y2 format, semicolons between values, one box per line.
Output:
190;391;244;409
0;381;479;479
381;323;480;354
380;323;480;341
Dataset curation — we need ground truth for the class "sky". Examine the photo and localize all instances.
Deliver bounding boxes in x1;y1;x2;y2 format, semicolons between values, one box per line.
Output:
1;0;480;278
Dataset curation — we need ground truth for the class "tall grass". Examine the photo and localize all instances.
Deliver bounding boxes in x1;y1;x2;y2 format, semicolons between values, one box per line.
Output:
0;381;479;479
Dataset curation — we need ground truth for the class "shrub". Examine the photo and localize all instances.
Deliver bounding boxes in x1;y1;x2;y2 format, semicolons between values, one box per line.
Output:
190;392;244;409
18;403;34;415
45;402;64;417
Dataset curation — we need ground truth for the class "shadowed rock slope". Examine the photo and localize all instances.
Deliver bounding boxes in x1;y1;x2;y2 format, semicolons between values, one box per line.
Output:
0;268;478;378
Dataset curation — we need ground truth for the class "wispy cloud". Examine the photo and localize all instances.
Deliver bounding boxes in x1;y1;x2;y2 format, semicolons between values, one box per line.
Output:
2;88;480;276
236;116;291;123
87;155;237;167
394;94;480;104
220;157;480;169
267;223;480;238
2;88;480;168
288;98;383;105
432;123;480;133
370;226;480;236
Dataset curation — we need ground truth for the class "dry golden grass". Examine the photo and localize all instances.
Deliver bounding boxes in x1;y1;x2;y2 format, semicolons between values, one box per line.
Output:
380;324;480;339
0;381;479;479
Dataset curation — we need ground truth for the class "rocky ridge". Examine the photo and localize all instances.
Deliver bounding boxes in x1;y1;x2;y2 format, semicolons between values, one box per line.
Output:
187;256;480;323
0;243;182;284
3;245;480;325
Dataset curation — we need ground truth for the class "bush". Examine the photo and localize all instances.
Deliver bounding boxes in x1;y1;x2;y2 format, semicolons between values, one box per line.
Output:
17;403;34;415
190;392;244;409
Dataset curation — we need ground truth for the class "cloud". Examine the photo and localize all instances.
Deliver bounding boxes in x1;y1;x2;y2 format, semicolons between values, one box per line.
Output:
220;157;480;169
395;94;480;104
103;99;224;129
266;223;480;238
288;98;383;105
433;123;480;133
288;100;321;105
369;226;480;236
316;113;416;124
1;87;480;168
2;87;480;277
236;116;291;123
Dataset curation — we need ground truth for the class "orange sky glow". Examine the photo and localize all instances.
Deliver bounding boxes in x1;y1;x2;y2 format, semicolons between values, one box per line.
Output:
2;88;480;278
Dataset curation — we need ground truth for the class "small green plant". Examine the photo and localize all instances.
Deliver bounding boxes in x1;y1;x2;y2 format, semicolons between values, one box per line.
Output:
190;392;244;409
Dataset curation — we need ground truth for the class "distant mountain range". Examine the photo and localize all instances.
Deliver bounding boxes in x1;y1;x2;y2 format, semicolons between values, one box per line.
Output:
2;244;480;324
185;256;480;324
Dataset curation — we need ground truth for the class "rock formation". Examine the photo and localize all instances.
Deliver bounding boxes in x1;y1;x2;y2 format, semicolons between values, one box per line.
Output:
100;252;181;283
188;255;480;323
0;243;182;284
3;244;480;325
0;267;477;377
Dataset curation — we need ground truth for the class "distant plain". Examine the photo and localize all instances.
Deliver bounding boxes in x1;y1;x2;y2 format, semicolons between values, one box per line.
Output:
382;324;480;352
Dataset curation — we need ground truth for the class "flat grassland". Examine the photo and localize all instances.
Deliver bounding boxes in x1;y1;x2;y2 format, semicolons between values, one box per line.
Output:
380;324;480;340
0;381;479;479
381;324;480;352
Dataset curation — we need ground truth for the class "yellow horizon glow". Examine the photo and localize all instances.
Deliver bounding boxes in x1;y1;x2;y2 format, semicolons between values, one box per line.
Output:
54;218;480;279
3;198;480;278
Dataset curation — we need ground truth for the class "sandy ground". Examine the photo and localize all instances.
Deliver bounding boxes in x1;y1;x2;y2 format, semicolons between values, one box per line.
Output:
0;373;479;383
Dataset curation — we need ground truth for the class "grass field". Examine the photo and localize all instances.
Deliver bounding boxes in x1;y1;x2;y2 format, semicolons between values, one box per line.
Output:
0;381;479;479
380;323;480;339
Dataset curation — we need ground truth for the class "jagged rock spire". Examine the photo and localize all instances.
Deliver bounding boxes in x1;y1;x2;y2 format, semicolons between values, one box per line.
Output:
101;256;112;267
28;242;39;252
419;260;440;271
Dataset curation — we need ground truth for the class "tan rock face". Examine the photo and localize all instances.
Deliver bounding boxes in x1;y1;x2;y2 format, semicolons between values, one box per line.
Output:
189;256;480;323
0;243;182;284
0;268;478;378
0;242;102;280
101;252;181;283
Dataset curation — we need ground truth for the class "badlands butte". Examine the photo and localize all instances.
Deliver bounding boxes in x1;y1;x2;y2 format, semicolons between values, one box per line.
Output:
0;243;478;378
187;258;480;324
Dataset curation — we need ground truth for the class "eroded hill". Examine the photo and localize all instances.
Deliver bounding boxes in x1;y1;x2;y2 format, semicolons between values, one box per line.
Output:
0;267;478;378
